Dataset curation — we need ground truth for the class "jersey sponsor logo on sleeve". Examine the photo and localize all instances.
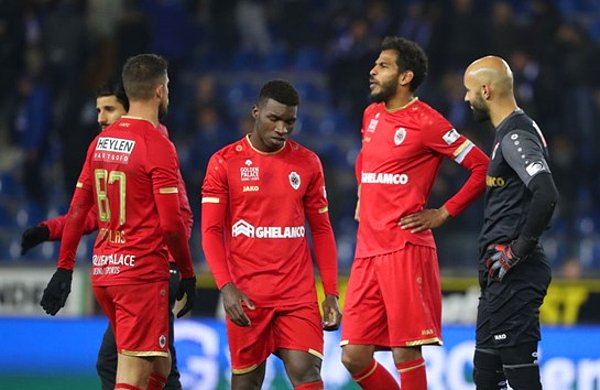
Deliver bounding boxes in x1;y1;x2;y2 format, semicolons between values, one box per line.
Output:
231;219;305;239
289;171;301;190
94;137;136;163
525;161;546;176
442;128;460;145
394;127;407;145
361;172;409;185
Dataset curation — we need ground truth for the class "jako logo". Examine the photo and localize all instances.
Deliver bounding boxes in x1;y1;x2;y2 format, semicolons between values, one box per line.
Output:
494;334;507;340
231;219;305;239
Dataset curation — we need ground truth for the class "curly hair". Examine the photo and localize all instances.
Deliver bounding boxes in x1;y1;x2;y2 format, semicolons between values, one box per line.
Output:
381;36;428;92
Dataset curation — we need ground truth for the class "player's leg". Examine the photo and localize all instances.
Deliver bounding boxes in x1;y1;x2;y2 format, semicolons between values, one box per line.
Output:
112;281;171;388
274;303;324;389
227;306;274;390
231;361;267;390
279;349;322;389
165;264;182;389
340;257;398;389
382;246;442;390
96;324;118;390
485;252;550;390
474;271;507;389
499;341;541;390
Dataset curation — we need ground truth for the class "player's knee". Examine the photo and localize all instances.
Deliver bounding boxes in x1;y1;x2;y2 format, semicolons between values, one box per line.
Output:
285;356;321;386
341;346;373;374
499;342;541;390
473;348;506;390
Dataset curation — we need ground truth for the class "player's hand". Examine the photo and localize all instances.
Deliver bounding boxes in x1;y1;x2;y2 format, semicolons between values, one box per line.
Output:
399;207;450;233
484;243;524;282
321;294;341;331
21;225;50;255
221;283;255;327
40;268;73;315
176;276;197;318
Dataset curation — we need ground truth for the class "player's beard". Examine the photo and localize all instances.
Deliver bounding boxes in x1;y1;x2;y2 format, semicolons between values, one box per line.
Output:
158;99;169;119
470;94;490;122
370;78;398;103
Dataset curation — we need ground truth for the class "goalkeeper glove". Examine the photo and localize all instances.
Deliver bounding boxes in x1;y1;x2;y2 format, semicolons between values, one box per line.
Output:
40;268;73;315
21;225;50;255
484;242;524;282
176;276;196;318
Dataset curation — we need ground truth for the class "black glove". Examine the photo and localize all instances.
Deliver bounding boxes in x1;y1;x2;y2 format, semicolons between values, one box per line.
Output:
21;225;50;255
40;268;73;315
176;276;196;318
484;243;524;282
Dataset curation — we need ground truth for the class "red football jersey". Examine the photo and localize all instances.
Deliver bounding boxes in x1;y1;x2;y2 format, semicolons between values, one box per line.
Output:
202;136;332;306
356;99;479;257
72;117;184;285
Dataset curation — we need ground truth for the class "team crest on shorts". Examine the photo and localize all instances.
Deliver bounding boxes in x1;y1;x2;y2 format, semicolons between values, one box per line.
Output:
289;171;301;190
394;127;407;145
159;335;166;348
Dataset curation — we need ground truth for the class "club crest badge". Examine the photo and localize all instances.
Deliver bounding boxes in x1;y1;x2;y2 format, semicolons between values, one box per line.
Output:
289;171;301;190
394;127;407;146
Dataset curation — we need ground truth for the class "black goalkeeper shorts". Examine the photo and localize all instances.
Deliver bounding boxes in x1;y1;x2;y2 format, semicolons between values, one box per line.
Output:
476;249;551;349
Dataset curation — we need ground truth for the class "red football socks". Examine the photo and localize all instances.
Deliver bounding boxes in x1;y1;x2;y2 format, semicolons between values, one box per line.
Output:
396;357;427;390
114;384;143;390
294;380;324;389
352;359;399;389
147;373;168;390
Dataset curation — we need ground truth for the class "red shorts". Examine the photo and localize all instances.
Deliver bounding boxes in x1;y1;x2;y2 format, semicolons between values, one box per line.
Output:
341;244;442;348
93;281;169;357
227;302;324;374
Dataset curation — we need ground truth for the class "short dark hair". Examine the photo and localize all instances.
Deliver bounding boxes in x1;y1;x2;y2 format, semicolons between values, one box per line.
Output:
96;81;129;111
122;54;168;100
258;79;300;107
381;36;428;92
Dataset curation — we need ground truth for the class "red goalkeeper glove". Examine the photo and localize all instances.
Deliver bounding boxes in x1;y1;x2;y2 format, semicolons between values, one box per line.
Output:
484;243;524;282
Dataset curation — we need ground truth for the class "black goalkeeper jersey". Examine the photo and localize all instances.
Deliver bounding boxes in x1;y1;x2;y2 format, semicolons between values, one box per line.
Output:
478;109;551;258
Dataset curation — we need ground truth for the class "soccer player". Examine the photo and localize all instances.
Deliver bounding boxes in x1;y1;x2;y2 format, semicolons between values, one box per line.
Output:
340;36;489;390
22;82;188;390
201;79;340;390
39;54;196;390
464;56;558;390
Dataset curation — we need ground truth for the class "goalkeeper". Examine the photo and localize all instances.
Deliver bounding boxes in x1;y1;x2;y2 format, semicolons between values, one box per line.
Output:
20;82;189;390
464;55;558;390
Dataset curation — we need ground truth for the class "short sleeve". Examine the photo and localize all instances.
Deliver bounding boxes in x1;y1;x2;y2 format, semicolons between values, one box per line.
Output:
304;154;329;215
201;152;229;205
501;130;551;187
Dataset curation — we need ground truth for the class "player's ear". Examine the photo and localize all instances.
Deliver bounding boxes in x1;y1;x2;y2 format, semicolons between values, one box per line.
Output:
399;70;414;87
251;105;259;120
481;84;491;100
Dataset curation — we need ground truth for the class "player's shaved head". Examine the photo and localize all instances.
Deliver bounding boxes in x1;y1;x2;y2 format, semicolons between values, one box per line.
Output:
465;56;513;97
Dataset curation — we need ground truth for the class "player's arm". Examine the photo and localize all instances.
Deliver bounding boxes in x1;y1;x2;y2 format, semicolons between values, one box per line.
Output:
354;151;362;222
400;127;489;232
41;143;96;316
305;156;341;331
201;153;254;327
501;131;558;256
150;137;196;317
21;206;99;255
